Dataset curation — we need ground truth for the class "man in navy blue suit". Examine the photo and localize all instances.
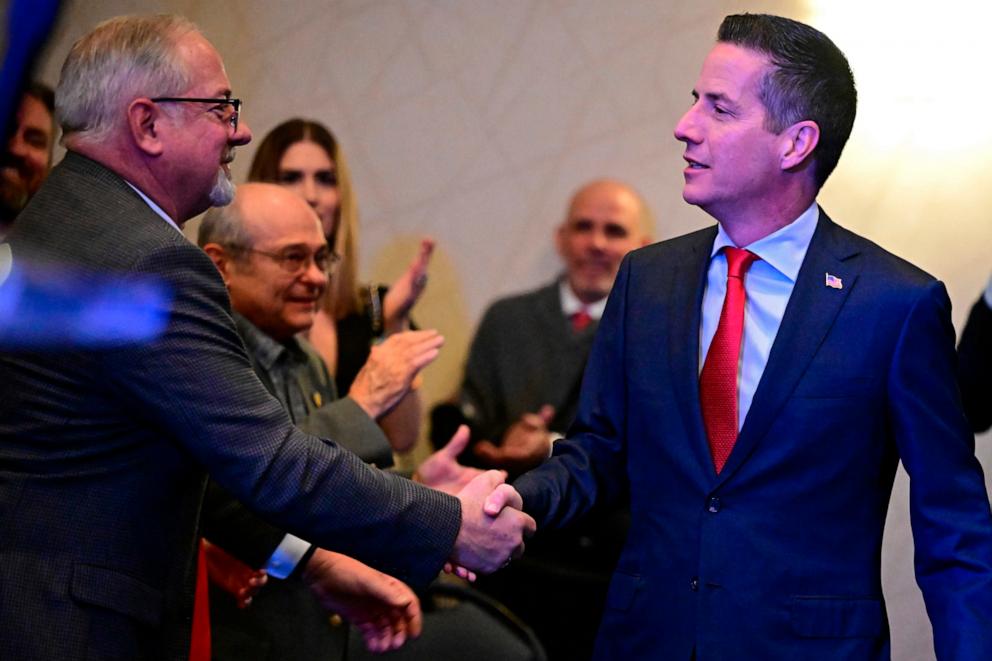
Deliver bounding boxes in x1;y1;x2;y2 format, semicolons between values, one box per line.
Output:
507;13;992;660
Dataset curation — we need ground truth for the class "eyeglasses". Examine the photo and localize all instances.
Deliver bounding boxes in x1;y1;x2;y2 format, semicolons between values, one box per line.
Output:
150;97;242;131
232;245;340;274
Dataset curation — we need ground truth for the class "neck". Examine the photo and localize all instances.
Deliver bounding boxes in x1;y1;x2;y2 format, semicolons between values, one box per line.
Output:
710;185;817;247
68;137;184;225
566;279;607;306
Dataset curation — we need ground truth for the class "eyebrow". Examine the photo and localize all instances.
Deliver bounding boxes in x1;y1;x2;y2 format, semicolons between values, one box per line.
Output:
693;89;734;103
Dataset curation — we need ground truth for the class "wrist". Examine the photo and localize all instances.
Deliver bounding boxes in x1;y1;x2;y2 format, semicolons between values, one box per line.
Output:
347;393;383;421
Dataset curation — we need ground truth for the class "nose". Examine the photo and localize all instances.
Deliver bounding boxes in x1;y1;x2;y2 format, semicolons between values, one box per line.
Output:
8;131;27;159
230;118;252;146
589;229;607;252
673;105;699;144
300;257;329;290
302;177;317;206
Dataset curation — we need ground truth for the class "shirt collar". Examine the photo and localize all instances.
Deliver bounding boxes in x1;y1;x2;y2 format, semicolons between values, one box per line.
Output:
710;201;819;282
124;181;183;234
559;278;607;321
233;312;305;372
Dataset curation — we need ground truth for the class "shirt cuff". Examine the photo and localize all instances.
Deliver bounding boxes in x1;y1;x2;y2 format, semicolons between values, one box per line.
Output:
264;534;312;579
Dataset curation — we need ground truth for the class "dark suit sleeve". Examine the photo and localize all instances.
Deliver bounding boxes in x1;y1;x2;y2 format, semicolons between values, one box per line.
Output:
300;397;393;468
890;281;992;659
200;399;393;569
201;482;287;568
957;296;992;433
461;302;513;443
105;243;459;588
515;260;631;529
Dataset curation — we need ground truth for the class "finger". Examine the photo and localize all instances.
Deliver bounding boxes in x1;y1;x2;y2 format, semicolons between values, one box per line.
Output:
408;237;434;272
472;439;503;463
458;468;506;497
416;237;435;265
408;346;441;372
483;483;521;515
537;404;556;424
442;424;471;457
521;511;537;536
518;412;548;429
406;595;423;639
392;328;442;344
364;625;390;654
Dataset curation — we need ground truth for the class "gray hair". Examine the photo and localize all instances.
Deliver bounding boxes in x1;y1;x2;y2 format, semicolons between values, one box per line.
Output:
56;14;198;144
198;199;252;251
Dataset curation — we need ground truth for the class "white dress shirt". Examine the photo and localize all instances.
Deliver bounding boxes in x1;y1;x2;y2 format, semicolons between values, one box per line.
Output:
699;202;819;430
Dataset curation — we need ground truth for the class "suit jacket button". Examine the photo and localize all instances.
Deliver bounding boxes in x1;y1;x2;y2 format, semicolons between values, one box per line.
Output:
690;577;699;592
707;497;721;513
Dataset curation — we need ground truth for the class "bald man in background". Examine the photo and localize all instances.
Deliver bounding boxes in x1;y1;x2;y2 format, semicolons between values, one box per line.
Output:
450;179;652;660
458;179;653;472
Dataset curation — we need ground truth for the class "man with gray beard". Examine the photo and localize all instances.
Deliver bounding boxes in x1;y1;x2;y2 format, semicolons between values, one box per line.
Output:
0;14;533;660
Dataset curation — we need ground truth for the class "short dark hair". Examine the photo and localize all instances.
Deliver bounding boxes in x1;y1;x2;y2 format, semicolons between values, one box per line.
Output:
718;14;856;188
24;82;55;116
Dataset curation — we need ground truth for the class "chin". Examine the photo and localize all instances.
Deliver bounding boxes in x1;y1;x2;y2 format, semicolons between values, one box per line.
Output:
681;184;708;206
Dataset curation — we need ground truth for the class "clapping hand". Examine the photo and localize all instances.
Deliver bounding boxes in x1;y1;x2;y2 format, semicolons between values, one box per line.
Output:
348;329;443;420
383;238;434;334
414;424;484;495
474;404;556;474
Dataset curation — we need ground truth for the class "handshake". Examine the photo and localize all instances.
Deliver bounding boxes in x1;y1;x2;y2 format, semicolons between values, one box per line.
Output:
448;470;537;578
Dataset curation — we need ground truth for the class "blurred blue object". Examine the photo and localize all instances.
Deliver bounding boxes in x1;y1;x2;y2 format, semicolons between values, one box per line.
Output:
0;0;63;136
0;244;172;347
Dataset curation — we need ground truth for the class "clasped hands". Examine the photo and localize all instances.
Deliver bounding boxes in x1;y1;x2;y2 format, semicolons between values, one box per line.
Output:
447;469;537;581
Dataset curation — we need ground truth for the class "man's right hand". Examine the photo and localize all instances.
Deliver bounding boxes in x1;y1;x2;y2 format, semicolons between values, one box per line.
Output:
449;470;536;576
348;329;443;420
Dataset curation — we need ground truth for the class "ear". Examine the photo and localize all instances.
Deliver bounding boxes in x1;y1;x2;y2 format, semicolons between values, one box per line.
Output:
779;120;820;171
126;98;166;157
554;223;567;257
202;243;234;285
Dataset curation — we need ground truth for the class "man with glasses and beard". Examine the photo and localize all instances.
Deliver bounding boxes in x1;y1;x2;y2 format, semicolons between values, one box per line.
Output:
0;15;532;660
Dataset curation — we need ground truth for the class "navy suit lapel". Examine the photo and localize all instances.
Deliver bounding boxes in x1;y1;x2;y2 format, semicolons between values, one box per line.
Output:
715;212;863;484
668;227;717;477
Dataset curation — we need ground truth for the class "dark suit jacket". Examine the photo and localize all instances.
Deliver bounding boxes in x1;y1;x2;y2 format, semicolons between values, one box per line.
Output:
0;152;460;660
515;212;992;660
461;280;596;443
958;296;992;432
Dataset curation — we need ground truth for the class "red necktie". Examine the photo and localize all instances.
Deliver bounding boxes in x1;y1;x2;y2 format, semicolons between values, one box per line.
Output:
571;308;592;332
700;247;759;473
189;540;211;660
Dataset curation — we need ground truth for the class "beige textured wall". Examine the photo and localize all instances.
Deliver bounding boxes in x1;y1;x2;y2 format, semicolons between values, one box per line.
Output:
26;2;992;659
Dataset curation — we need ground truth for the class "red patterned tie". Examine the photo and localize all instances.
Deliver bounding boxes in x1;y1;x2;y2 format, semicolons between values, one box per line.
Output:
571;307;592;332
700;247;759;473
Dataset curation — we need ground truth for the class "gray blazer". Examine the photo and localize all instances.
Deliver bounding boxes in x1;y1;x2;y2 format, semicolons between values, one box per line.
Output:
461;280;596;443
0;152;460;660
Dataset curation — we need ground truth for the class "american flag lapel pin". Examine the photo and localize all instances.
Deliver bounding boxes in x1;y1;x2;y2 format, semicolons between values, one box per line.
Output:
825;273;843;289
